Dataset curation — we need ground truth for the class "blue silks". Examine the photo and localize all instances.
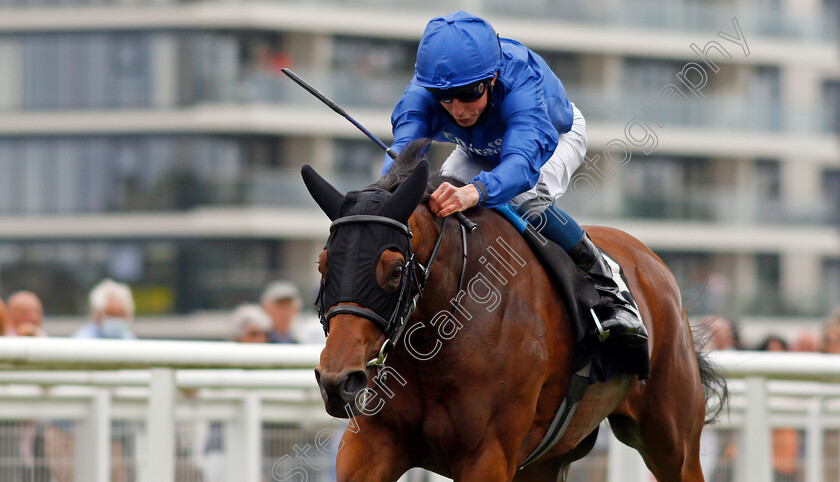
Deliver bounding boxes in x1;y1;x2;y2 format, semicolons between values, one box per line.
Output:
493;204;583;252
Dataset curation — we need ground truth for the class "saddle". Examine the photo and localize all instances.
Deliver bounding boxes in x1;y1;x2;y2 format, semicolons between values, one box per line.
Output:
493;204;649;382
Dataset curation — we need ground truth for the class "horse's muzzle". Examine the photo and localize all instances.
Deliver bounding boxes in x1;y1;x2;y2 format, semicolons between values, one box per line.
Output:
314;367;369;418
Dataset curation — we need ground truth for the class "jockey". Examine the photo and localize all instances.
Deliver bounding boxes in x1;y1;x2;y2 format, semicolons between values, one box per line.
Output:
381;11;647;347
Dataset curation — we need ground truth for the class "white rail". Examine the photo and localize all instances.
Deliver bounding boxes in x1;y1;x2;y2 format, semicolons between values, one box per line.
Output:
0;339;836;482
0;337;323;369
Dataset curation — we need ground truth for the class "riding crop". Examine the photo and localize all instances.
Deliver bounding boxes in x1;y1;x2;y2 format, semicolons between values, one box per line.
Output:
282;68;477;232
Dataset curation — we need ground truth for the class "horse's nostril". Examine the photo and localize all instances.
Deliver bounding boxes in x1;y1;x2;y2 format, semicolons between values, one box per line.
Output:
342;370;369;398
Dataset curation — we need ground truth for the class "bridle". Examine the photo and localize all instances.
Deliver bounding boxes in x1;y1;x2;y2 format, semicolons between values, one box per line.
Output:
316;213;468;368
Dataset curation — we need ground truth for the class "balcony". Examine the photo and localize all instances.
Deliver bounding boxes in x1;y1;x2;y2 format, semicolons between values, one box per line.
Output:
0;0;834;42
4;70;832;135
561;186;838;227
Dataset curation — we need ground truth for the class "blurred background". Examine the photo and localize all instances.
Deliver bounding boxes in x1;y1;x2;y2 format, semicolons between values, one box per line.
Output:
0;0;837;343
0;0;838;343
0;0;837;481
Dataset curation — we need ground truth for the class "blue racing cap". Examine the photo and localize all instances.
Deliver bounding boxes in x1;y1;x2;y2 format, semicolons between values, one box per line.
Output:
414;11;502;90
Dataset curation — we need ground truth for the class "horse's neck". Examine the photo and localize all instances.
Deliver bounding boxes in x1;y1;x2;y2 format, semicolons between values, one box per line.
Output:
403;208;543;364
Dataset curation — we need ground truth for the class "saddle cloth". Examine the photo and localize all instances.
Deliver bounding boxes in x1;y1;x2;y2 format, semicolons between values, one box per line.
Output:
495;206;650;383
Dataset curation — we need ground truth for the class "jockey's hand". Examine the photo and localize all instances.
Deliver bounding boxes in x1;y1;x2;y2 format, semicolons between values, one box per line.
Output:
429;182;480;218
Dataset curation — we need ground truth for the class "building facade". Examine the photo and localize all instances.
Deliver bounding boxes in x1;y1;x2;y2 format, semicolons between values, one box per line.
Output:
0;0;837;335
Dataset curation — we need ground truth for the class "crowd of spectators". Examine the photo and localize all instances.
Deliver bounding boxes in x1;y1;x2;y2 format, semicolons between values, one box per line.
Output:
697;308;840;482
0;275;837;481
0;277;322;482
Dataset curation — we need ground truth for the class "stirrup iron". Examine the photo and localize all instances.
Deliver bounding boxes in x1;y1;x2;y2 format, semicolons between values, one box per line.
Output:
590;309;610;342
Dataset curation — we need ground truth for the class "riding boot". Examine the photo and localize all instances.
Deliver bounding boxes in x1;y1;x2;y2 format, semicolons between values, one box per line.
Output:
566;233;648;347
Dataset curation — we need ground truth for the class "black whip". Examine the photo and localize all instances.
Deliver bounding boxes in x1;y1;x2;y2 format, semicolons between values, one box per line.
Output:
282;68;477;233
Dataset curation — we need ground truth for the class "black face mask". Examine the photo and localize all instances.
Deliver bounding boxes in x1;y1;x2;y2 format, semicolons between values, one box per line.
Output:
301;161;429;339
320;189;414;335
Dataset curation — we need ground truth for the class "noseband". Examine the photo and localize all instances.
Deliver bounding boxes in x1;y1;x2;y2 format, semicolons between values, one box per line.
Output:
316;213;467;365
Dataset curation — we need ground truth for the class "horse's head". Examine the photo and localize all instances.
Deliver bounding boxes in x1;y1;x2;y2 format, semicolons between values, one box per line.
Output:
302;154;430;418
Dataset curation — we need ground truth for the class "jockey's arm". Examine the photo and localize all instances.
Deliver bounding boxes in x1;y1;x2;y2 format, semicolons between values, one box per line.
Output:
469;119;558;211
469;70;561;208
382;85;438;176
430;85;561;216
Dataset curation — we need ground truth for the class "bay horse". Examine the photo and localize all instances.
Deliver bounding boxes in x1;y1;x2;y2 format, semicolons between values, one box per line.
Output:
304;140;726;481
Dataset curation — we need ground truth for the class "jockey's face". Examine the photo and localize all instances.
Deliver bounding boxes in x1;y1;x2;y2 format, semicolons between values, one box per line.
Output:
440;75;496;127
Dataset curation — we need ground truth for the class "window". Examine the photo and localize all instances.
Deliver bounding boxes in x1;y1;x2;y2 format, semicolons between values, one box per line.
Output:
755;254;781;315
824;81;840;134
623;58;686;95
333;139;383;182
656;251;719;314
826;259;840;314
749;66;782;130
0;240;303;315
754;159;783;222
537;51;581;88
332;37;415;75
21;33;153;110
622;157;714;220
0;136;251;213
823;168;840;224
332;37;415;107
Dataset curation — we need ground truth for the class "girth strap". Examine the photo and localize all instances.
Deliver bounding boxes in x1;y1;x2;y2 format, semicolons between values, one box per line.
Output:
518;362;591;470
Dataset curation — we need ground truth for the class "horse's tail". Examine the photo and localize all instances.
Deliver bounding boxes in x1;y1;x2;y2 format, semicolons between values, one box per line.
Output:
692;320;729;424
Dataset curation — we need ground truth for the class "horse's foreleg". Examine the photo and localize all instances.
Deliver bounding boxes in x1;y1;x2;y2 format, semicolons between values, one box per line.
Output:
451;439;516;482
336;424;409;482
511;457;567;482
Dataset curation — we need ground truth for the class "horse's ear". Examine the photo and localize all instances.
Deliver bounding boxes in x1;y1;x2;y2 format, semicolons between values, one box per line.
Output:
301;164;344;221
389;160;429;223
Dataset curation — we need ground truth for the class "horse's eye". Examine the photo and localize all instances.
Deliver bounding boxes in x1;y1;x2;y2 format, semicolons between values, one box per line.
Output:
391;265;404;280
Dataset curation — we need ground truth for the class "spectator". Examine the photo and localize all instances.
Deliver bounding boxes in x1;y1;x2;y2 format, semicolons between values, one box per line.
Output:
0;298;11;336
824;307;840;481
699;316;740;482
261;281;301;344
73;279;136;339
759;334;800;482
823;307;840;354
791;328;820;352
0;292;48;481
757;334;788;352
228;304;271;343
48;280;137;482
704;315;741;351
6;291;46;337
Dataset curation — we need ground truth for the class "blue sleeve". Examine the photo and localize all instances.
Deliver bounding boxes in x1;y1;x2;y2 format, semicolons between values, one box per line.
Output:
382;83;437;176
473;69;560;207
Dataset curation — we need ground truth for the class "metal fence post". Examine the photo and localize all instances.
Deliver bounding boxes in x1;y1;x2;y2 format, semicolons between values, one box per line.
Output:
74;388;111;482
806;396;825;482
739;376;772;482
144;367;176;482
242;393;262;482
226;393;262;482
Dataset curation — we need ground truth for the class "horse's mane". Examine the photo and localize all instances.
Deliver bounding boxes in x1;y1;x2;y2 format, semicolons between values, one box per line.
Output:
369;139;464;203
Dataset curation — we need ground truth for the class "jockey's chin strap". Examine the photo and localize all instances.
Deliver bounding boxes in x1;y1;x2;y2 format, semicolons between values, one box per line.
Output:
366;215;469;370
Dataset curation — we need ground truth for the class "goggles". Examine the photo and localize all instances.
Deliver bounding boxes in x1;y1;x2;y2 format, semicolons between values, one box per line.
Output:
426;78;491;104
